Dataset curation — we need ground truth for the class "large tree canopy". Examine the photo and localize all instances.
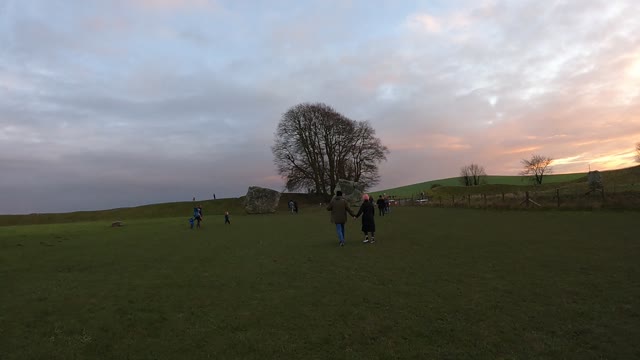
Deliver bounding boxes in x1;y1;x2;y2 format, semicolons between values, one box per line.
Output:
272;103;388;195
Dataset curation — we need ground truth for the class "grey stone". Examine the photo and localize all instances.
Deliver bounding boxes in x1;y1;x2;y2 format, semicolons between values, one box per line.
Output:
244;186;281;214
336;179;365;206
587;170;603;190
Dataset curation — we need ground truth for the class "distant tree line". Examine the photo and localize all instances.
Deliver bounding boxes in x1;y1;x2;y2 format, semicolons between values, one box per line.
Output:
458;154;554;187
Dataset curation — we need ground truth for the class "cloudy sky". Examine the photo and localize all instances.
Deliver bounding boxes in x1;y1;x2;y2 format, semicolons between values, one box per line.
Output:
1;0;639;214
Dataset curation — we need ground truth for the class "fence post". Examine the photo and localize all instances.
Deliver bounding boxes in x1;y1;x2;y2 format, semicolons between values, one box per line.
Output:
468;195;471;207
439;196;442;206
451;195;455;207
556;189;560;208
525;191;530;207
502;192;505;202
483;194;487;207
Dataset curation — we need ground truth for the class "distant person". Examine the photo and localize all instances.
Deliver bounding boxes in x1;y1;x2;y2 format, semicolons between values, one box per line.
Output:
224;211;231;224
188;217;195;229
213;193;216;200
384;195;390;214
376;195;386;216
288;200;295;214
293;201;299;214
327;190;356;247
192;197;195;202
355;194;376;243
193;205;203;229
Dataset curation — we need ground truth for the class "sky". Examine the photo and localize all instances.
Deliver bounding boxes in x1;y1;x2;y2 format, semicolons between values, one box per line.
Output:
1;0;639;214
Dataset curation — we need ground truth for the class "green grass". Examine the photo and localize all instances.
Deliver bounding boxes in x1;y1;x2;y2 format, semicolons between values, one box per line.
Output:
371;165;640;200
369;173;587;199
2;207;639;359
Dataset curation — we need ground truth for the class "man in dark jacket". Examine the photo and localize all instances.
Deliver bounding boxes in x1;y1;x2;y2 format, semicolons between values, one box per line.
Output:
327;191;356;246
376;195;386;216
355;194;376;243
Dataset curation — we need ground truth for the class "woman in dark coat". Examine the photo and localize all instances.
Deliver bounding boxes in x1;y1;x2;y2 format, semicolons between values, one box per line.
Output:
355;194;376;243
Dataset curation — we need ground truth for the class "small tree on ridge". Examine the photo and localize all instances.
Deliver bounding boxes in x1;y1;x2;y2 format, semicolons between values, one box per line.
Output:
460;163;486;186
521;155;553;185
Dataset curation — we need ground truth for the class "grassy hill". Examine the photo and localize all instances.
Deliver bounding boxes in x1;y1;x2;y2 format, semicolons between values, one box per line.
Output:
369;172;588;199
0;193;329;227
0;198;245;227
370;165;640;199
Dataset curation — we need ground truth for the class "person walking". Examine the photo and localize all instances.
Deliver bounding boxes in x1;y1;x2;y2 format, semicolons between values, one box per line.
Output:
376;195;386;216
326;190;356;247
193;205;203;229
224;211;231;224
355;194;376;243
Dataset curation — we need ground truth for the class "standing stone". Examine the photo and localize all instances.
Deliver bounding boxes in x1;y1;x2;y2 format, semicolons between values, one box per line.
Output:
244;186;281;214
587;170;603;191
337;179;365;206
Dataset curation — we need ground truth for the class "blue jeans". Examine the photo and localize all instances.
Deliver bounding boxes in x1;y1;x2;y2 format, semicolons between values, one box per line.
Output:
335;223;345;243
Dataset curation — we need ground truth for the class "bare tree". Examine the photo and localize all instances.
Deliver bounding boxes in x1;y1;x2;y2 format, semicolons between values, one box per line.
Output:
521;155;553;185
459;164;487;186
636;142;640;163
272;103;388;196
341;121;388;187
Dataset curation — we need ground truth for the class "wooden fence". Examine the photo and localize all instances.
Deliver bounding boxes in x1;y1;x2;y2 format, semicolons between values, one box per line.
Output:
396;183;640;210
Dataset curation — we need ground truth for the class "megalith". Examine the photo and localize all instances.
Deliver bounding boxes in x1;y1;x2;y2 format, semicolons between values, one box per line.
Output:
244;186;281;214
587;170;603;190
336;179;365;206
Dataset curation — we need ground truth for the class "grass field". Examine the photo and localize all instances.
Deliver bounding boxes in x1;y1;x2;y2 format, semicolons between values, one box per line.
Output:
1;207;639;359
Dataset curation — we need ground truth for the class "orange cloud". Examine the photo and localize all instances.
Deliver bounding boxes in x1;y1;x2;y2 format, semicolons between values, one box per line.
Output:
552;155;584;166
586;151;637;169
503;146;541;155
388;133;470;151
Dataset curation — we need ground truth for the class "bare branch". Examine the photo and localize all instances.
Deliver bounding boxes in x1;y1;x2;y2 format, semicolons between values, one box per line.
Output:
520;155;553;185
460;164;486;186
